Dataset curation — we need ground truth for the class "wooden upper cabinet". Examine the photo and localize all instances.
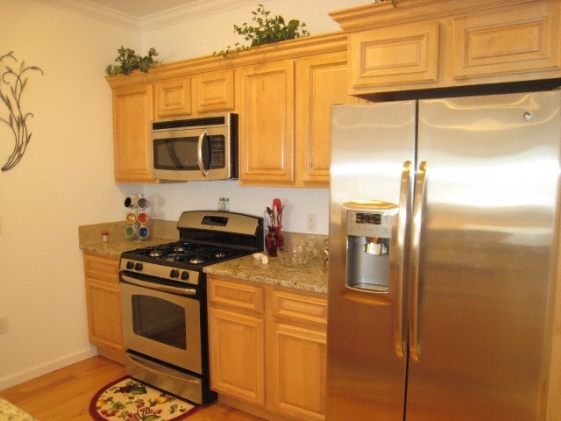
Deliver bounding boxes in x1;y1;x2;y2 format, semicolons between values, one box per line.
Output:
296;51;350;187
193;69;235;114
331;0;561;95
451;2;561;80
112;83;155;183
238;60;295;186
154;77;191;118
349;21;440;90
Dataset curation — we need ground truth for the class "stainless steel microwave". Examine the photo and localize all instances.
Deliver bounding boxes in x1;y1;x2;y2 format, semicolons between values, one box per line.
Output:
151;113;238;181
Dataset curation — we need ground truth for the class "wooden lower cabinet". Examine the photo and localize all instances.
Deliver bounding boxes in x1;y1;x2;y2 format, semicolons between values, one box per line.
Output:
84;253;125;363
208;307;266;406
207;275;327;421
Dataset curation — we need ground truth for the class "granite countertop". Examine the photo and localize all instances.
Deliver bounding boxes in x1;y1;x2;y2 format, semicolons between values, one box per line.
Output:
0;398;37;421
80;237;174;258
79;221;328;294
204;254;328;294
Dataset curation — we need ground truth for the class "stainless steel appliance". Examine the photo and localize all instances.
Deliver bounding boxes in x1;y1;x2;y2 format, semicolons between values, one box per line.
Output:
151;113;238;181
120;210;263;404
326;89;561;421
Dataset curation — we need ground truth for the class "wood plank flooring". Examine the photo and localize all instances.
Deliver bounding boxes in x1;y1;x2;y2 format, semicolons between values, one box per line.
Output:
0;356;264;421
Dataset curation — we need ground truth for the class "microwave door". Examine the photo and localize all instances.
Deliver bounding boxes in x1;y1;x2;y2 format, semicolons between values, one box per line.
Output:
165;139;183;168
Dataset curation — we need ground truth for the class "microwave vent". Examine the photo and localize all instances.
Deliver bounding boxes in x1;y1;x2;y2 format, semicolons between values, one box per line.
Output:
153;116;227;131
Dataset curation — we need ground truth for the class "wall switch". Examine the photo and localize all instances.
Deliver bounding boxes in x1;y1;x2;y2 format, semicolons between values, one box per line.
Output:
307;213;317;232
0;317;8;335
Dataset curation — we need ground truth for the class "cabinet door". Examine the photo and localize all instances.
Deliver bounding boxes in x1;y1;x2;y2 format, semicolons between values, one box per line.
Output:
269;289;327;420
112;83;154;182
452;2;561;80
85;277;124;356
84;254;124;362
269;323;327;420
193;70;235;114
208;307;265;406
349;21;439;90
296;52;349;187
238;60;295;185
154;77;192;118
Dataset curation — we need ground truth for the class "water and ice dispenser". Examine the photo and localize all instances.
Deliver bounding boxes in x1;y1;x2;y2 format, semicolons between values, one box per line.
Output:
343;201;398;292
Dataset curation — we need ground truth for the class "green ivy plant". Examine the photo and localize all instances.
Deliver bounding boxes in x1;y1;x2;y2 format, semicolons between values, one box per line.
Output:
105;46;160;76
215;4;310;59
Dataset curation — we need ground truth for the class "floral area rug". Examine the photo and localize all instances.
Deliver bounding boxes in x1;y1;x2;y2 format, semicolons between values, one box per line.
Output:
89;377;199;421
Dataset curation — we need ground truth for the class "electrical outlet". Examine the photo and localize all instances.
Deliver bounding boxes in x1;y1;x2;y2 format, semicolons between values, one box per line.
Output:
0;317;8;335
307;213;317;232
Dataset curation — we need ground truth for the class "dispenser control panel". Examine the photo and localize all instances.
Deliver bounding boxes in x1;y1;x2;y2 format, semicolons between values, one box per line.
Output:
343;201;398;238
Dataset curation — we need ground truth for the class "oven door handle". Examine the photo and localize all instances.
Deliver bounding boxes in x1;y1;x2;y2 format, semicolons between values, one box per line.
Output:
121;274;198;296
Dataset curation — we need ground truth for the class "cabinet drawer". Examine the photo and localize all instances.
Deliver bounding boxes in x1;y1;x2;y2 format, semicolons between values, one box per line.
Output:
452;2;561;79
84;254;119;283
208;277;265;314
349;21;440;88
271;289;327;326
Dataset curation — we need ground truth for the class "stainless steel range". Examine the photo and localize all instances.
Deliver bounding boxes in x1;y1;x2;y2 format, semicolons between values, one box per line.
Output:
119;210;263;404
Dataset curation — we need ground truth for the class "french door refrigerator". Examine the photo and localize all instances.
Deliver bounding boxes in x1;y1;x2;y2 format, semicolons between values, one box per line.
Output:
326;89;561;421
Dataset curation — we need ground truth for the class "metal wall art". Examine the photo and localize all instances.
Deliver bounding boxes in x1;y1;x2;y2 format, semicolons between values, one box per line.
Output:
0;51;43;171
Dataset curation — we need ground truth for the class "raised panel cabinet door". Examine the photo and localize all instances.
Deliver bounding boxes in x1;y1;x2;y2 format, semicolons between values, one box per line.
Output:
452;1;561;79
238;60;295;185
296;52;349;187
269;322;327;421
194;70;235;114
113;83;154;183
208;306;266;407
349;21;440;90
154;77;192;118
85;277;124;356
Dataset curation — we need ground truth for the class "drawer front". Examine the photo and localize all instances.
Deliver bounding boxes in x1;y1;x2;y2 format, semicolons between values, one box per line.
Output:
208;277;265;314
271;289;327;326
84;254;119;283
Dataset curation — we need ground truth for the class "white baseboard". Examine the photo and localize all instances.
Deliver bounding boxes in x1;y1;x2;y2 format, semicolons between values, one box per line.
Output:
0;347;96;391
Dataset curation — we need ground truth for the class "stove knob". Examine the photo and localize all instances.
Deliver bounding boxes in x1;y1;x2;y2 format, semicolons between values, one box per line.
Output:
126;261;134;270
181;271;190;281
170;269;179;279
134;262;143;271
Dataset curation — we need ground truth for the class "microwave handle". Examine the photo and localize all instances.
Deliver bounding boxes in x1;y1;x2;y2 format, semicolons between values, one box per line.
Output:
197;130;209;177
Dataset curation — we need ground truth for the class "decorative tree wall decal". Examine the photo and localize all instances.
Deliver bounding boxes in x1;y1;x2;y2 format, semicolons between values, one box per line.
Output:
0;51;43;171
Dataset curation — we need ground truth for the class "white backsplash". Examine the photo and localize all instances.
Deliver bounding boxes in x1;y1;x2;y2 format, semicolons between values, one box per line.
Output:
134;180;330;235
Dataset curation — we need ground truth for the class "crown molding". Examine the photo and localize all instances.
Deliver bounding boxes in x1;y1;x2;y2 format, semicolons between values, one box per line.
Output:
141;0;258;31
31;0;260;32
32;0;141;31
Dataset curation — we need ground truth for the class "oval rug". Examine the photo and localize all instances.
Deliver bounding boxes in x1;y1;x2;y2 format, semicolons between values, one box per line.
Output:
89;376;199;421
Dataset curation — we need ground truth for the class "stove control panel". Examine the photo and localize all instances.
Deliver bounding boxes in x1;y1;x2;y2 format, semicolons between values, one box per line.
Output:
120;259;198;285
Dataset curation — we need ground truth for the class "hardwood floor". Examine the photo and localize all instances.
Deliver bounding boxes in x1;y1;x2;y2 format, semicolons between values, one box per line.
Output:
0;356;264;421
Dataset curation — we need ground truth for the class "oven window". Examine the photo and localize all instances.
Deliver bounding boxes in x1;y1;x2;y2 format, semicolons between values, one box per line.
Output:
131;295;186;350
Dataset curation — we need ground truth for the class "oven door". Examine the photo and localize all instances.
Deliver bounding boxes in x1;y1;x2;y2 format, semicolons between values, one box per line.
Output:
120;273;202;374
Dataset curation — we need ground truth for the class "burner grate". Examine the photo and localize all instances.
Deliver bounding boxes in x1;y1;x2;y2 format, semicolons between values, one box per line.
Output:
127;241;238;267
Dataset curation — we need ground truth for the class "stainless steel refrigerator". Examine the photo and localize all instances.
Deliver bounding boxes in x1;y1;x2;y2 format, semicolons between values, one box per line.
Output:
326;89;560;421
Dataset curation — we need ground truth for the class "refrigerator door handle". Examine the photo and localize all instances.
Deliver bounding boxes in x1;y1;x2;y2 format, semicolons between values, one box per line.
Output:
394;160;413;358
409;160;428;362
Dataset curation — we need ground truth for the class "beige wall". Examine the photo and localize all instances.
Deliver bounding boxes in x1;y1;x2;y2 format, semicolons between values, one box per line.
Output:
0;0;369;390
